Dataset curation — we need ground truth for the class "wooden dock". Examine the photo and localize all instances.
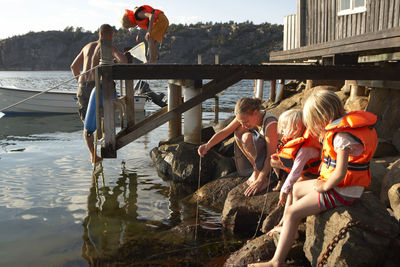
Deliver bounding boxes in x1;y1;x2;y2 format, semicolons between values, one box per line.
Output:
96;40;400;158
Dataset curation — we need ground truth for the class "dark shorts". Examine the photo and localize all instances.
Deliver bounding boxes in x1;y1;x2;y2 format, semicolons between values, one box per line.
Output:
77;81;95;122
319;188;358;211
233;130;267;176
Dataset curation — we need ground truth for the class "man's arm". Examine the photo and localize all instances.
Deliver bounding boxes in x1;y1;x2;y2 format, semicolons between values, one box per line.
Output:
112;46;128;63
70;51;84;81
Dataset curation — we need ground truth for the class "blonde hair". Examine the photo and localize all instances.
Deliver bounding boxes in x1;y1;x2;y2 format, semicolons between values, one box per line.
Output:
303;90;346;137
278;109;304;139
234;97;262;116
120;12;133;29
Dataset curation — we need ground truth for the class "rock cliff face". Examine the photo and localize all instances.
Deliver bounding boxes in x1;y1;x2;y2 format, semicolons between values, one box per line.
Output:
0;22;283;70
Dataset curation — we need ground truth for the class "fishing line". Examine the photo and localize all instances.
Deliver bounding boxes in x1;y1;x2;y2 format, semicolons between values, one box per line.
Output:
252;170;272;239
194;155;202;241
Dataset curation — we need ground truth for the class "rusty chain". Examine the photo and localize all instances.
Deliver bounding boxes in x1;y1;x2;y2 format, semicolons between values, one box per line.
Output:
317;220;398;267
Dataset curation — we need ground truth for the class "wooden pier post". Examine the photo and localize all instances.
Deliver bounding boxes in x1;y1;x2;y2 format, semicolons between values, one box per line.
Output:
100;39;117;158
275;79;285;103
255;79;264;100
214;54;219;124
183;80;202;144
168;80;182;139
270;80;277;102
125;53;135;128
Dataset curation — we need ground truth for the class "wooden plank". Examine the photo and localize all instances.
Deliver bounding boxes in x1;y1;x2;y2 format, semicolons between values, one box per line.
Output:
388;0;395;28
360;10;366;35
116;71;245;149
347;14;352;38
374;0;380;32
352;13;357;36
109;63;400;81
307;0;312;45
331;0;336;41
95;68;102;139
100;65;117;158
379;0;384;31
394;0;400;27
125;80;135;128
375;0;385;32
383;0;388;30
270;27;400;61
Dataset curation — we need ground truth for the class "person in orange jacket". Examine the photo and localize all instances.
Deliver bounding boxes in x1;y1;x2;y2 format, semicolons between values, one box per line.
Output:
267;109;321;237
121;5;169;63
249;90;377;267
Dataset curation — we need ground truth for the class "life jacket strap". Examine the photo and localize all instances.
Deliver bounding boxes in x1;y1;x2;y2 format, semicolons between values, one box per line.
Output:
323;156;370;171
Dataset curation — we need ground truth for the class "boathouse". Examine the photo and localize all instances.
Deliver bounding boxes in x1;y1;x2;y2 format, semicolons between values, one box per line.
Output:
96;0;400;158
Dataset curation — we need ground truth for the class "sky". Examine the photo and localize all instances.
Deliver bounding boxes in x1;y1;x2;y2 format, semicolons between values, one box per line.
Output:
0;0;297;40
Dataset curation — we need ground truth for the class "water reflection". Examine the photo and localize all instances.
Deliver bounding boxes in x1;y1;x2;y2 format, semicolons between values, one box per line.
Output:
81;164;242;265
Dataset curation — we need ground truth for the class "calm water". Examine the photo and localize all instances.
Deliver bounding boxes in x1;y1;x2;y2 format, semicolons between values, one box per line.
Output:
0;71;270;266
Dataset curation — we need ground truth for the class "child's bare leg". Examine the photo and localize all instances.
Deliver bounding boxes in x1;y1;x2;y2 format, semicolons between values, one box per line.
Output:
251;182;320;266
266;191;293;236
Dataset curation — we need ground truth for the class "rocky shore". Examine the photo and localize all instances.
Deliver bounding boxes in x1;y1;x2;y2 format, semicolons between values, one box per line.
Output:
150;81;400;266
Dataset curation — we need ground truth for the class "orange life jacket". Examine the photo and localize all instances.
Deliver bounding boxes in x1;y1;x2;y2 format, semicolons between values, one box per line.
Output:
125;5;164;30
278;129;321;179
319;111;377;188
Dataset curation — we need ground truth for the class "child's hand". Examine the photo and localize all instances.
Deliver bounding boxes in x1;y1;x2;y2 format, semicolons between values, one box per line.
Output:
197;144;208;157
313;179;326;192
270;153;283;169
278;191;287;206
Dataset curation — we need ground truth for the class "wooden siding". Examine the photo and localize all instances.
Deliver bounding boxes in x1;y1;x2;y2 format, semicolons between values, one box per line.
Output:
301;0;400;46
284;14;298;50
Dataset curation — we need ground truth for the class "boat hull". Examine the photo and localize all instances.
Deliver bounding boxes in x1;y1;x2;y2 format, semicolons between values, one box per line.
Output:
0;86;146;114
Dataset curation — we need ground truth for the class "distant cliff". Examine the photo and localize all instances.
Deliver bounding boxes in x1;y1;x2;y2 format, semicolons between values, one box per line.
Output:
0;22;283;70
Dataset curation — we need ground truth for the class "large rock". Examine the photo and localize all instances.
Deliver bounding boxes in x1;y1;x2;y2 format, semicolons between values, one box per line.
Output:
187;176;246;212
224;234;276;267
368;157;398;198
388;183;400;221
150;141;236;185
380;158;400;206
366;88;400;142
261;205;284;233
344;96;368;111
374;138;399;158
304;192;399;267
222;182;279;234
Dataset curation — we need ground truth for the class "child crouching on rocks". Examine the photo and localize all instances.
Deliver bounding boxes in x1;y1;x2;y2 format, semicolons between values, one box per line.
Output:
198;97;278;197
267;109;321;236
248;90;377;267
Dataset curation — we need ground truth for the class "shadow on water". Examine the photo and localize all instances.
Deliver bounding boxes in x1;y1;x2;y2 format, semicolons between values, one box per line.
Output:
82;165;244;266
0;113;83;138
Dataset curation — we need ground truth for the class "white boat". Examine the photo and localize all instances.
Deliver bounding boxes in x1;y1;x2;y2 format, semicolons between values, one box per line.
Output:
0;86;146;114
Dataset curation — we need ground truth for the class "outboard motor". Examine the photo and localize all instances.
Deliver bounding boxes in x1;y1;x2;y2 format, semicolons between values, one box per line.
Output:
134;80;167;107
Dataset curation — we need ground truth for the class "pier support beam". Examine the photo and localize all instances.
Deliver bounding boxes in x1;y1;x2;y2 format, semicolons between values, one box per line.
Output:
183;80;202;144
168;80;182;139
275;79;285;103
270;80;277;102
255;79;264;100
100;39;116;158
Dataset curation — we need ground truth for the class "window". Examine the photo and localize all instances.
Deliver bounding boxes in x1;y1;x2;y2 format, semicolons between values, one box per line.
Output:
338;0;366;16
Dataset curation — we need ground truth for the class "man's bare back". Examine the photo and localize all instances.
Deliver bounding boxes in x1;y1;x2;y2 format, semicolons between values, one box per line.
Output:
71;41;101;83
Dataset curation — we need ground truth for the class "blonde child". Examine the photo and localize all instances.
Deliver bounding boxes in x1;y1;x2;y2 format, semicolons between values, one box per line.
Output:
249;90;377;267
267;109;321;236
198;97;278;197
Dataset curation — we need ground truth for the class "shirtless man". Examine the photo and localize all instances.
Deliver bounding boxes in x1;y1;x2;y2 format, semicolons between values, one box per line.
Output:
70;24;127;164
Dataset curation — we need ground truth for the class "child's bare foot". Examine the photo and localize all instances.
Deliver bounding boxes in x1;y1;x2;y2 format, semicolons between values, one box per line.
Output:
248;259;281;267
246;171;258;185
266;225;282;237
